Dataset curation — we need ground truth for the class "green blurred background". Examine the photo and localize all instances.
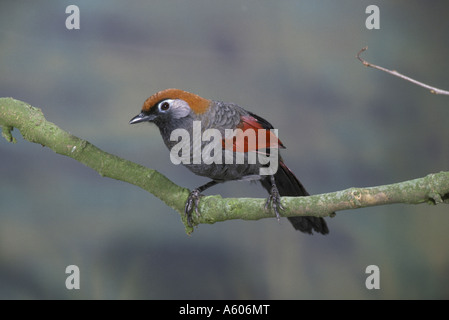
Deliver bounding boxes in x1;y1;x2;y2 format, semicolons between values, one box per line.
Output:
1;0;448;299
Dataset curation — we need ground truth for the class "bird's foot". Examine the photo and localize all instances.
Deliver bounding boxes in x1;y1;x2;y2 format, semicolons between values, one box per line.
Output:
265;183;284;221
185;189;202;227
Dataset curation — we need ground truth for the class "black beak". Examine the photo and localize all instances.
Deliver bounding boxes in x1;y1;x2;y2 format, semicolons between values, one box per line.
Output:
129;112;155;124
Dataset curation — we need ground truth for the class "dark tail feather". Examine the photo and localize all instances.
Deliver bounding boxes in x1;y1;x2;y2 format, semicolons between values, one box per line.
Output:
261;161;329;235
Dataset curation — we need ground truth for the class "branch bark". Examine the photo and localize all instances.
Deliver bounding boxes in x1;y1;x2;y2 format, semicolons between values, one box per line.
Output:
1;98;448;234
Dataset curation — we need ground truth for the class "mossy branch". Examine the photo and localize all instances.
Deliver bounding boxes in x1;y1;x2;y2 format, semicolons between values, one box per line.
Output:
1;98;448;234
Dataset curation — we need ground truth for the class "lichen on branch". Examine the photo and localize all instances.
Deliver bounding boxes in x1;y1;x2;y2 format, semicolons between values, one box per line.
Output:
1;97;448;234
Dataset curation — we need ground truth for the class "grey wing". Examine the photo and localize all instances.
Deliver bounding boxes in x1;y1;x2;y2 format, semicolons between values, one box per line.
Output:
206;100;248;131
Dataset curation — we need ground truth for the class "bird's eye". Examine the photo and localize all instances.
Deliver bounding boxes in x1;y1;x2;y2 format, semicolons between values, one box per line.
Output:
159;101;170;111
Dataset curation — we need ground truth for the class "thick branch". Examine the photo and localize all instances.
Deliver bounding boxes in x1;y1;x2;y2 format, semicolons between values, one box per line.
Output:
0;98;191;229
1;98;448;234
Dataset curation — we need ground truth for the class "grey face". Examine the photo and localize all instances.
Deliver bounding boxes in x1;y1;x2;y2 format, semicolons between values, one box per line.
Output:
129;98;192;125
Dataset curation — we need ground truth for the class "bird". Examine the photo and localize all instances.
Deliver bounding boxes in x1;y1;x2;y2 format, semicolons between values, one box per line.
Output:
130;88;329;235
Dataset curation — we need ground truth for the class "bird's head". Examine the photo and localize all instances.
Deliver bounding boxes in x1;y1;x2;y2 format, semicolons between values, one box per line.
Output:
129;88;211;127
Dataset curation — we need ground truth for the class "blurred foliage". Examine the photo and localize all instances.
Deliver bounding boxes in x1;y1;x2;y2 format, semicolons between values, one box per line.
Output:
0;0;448;299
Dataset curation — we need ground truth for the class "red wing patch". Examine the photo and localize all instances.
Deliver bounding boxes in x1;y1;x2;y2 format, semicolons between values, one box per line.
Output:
222;115;285;153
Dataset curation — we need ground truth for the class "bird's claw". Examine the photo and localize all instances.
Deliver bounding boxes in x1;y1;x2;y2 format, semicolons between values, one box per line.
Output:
185;189;202;227
265;184;284;221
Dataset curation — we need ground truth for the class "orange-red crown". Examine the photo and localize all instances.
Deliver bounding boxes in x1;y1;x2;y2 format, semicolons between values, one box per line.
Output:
142;88;211;115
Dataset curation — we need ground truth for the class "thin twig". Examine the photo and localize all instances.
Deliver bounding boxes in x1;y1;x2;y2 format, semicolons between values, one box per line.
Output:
357;46;449;95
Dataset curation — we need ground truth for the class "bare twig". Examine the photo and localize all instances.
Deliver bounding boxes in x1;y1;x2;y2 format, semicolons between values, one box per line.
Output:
357;46;449;95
